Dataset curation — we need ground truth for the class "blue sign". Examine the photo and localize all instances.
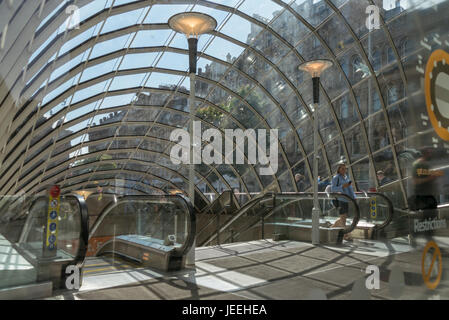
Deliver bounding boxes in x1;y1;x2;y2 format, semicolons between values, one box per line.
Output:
48;235;56;244
50;211;57;219
49;223;57;231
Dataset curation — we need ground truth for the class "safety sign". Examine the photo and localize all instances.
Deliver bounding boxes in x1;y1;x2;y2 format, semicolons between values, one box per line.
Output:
369;197;377;219
421;241;443;290
45;185;61;250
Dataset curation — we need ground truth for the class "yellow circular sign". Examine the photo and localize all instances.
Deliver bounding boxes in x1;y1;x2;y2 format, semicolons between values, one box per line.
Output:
421;241;443;290
425;49;449;141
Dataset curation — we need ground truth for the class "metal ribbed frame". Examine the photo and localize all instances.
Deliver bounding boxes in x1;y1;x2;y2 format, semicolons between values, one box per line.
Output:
0;0;411;209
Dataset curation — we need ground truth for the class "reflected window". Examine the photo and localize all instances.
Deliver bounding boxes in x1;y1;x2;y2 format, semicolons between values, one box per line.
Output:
401;38;410;57
373;90;381;111
386;46;395;64
387;85;398;105
341;97;349;119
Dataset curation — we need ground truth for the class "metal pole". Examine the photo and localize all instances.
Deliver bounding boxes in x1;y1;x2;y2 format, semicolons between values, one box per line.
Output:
186;72;196;265
186;37;198;266
312;77;320;245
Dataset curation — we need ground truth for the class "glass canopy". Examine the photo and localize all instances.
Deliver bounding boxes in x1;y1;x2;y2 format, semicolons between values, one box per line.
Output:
0;0;448;211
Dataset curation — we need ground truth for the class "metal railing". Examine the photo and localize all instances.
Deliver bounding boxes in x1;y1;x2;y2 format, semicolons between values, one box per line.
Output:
200;192;361;247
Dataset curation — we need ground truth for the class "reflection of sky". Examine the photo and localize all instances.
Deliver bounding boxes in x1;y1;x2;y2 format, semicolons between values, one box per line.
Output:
238;0;283;22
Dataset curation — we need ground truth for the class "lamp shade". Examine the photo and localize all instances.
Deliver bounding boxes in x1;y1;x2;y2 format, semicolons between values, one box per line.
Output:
168;12;217;39
298;59;333;78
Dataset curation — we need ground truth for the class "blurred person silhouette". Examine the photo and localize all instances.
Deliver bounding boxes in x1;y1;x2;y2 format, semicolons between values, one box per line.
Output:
409;147;444;245
411;147;442;212
377;170;392;186
295;173;306;192
330;162;356;241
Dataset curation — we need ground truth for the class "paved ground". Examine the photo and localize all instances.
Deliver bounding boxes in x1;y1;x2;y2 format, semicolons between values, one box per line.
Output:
54;237;449;300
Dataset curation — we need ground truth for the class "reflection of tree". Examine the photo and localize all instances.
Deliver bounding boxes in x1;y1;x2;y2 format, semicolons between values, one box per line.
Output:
69;153;117;174
196;85;265;129
194;85;269;193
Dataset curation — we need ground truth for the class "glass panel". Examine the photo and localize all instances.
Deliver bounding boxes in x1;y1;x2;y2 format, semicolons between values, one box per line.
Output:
351;157;370;191
131;30;172;48
238;0;283;23
296;33;330;62
325;136;346;168
288;0;333;27
333;93;359;131
281;130;303;166
204;36;245;62
339;0;371;38
373;148;399;182
317;102;338;144
317;13;354;57
307;148;329;180
343;123;367;163
89;197;190;254
102;8;145;34
119;52;158;69
220;14;261;44
372;0;407;22
364;111;390;153
270;8;310;46
338;46;368;85
249;29;290;65
377;63;405;107
291;161;311;191
353;77;382;118
80;58;119;82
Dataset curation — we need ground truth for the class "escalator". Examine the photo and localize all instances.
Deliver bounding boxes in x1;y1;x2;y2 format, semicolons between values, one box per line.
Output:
0;193;88;299
197;191;400;246
198;192;361;246
87;194;195;272
196;190;240;246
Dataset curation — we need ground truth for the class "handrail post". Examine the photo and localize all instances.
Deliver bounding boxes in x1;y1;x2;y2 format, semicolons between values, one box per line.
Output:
216;211;220;246
261;215;265;239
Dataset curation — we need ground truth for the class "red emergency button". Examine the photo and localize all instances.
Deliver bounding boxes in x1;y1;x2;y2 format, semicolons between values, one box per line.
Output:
50;185;61;198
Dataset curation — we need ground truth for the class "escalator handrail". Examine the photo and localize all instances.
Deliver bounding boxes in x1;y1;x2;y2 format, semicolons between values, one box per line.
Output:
69;193;89;266
89;194;195;258
196;190;241;238
217;192;360;245
202;192;362;246
199;190;231;215
17;193;89;265
199;192;270;246
354;191;394;231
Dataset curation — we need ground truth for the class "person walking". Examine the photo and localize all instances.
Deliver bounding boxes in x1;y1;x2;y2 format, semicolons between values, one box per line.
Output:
330;163;356;241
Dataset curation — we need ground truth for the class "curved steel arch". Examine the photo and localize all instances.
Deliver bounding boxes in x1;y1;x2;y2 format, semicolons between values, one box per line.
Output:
7;122;255;199
2;10;322;187
48;168;200;201
14;43;314;194
56;178;163;198
4;84;246;171
0;98;254;198
3;106;257;197
0;0;413;205
57;176;205;213
6;64;288;191
38;158;219;201
324;0;407;202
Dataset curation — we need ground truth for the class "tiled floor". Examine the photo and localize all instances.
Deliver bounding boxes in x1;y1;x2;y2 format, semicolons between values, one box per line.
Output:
56;238;449;300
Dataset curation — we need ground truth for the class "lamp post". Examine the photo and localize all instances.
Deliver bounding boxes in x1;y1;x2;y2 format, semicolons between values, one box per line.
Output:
168;12;217;266
298;59;333;245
